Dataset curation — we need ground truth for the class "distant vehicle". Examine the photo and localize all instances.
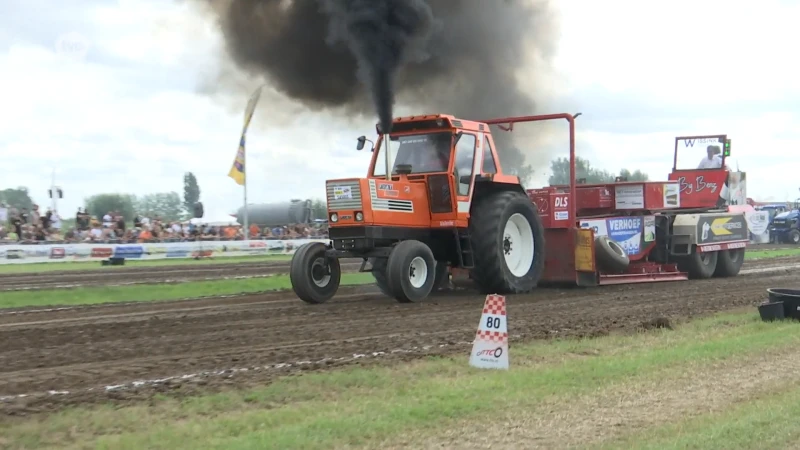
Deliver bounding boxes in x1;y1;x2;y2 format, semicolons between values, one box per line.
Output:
236;199;313;227
768;199;800;244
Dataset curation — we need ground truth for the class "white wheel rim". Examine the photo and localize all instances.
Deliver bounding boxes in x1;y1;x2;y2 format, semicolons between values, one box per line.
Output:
311;257;331;287
408;256;428;289
503;213;535;277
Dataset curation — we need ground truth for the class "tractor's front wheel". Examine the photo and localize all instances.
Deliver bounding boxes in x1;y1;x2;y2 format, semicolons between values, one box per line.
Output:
385;240;437;303
372;256;449;298
469;190;545;294
290;242;341;304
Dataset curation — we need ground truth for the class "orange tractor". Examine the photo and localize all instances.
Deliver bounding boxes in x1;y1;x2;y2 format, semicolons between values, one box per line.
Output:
289;113;749;303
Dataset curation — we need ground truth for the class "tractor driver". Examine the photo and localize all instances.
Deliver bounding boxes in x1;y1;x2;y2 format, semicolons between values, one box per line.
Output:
411;134;451;173
697;145;723;169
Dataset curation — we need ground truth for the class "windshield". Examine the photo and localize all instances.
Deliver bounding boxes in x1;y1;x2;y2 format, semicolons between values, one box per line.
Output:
674;136;727;170
372;132;452;177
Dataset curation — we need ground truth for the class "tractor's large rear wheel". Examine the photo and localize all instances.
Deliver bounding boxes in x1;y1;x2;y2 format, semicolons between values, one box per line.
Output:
677;246;718;279
290;242;341;304
385;240;437;303
469;190;545;294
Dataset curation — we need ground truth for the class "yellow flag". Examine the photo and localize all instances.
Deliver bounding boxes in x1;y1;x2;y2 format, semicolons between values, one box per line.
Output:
228;86;263;186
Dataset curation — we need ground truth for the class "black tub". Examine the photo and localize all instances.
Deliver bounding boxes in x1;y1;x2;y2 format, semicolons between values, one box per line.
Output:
758;301;785;322
767;288;800;320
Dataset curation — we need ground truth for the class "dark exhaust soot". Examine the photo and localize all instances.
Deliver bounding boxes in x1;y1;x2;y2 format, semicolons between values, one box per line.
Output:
199;0;558;177
320;0;435;134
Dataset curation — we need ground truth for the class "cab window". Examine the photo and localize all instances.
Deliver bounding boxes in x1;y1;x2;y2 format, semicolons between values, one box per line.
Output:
454;133;477;196
482;136;497;174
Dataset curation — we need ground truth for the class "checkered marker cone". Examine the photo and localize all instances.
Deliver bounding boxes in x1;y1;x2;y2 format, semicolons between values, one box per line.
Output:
469;294;509;370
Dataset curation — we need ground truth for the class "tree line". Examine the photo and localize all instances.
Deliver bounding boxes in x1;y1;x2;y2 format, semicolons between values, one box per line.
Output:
0;172;202;223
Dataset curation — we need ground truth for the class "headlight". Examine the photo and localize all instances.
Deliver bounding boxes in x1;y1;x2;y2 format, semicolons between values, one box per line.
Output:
330;213;338;223
355;212;364;221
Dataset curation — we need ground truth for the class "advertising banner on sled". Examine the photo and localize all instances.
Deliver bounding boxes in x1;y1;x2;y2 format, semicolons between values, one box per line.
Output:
579;216;653;256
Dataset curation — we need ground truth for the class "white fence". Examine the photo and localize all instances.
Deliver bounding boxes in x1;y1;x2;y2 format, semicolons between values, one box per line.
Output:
0;239;328;265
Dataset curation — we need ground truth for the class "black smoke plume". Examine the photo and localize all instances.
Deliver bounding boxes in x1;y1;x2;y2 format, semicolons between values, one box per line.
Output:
320;0;435;133
199;0;558;179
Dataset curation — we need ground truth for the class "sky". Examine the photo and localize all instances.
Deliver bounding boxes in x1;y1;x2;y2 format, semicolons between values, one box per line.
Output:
1;0;798;220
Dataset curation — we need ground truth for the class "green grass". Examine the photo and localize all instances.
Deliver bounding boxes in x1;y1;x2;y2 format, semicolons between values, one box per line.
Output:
0;273;375;309
4;310;800;449
745;247;800;259
0;254;293;275
598;381;800;450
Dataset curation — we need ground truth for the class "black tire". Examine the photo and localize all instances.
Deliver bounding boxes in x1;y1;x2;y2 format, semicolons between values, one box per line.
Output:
289;242;341;304
372;257;448;296
369;257;392;297
676;246;718;279
713;248;745;277
432;261;450;292
594;236;630;273
468;190;545;294
385;240;436;303
790;229;800;245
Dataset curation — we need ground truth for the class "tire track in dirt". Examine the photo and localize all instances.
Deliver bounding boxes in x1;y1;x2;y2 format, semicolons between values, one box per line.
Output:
1;257;798;414
0;261;363;291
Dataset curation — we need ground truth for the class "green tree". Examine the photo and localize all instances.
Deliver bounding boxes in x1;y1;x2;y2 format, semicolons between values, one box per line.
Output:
498;146;534;187
311;199;327;220
618;168;649;182
136;192;184;221
548;157;649;185
85;193;137;220
0;187;35;210
183;172;201;216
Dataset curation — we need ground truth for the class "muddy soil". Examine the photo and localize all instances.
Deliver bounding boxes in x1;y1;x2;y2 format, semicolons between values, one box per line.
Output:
1;256;798;416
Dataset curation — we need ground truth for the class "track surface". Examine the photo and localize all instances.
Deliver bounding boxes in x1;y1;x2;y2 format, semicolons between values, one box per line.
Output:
0;261;363;291
1;242;794;290
2;255;799;415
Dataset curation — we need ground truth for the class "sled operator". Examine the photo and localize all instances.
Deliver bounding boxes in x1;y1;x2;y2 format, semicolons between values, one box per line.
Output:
697;145;724;169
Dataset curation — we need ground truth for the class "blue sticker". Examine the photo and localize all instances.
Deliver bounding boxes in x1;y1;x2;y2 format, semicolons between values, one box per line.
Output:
605;217;642;255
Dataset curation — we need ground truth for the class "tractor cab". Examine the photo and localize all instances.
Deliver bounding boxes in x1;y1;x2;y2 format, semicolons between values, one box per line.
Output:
336;114;517;232
668;135;739;209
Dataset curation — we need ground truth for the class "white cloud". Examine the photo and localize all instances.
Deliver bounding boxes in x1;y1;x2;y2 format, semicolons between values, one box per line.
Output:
0;0;797;222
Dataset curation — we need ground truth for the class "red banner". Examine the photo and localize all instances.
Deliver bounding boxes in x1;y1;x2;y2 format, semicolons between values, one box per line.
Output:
668;170;729;209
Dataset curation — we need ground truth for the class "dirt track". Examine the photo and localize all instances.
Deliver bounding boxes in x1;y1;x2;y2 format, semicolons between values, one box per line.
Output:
2;254;799;415
0;261;364;291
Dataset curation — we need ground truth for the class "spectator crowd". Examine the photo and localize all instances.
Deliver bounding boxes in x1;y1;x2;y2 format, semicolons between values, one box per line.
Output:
0;204;328;244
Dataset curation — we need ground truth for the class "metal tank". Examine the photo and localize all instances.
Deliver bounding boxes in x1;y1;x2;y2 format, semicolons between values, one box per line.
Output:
235;199;313;227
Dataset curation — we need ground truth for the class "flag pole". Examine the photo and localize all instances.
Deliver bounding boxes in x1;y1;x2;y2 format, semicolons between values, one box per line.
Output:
243;152;249;240
229;84;264;241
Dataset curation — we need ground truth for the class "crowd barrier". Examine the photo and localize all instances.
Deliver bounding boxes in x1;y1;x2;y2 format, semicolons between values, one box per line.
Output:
0;239;330;265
